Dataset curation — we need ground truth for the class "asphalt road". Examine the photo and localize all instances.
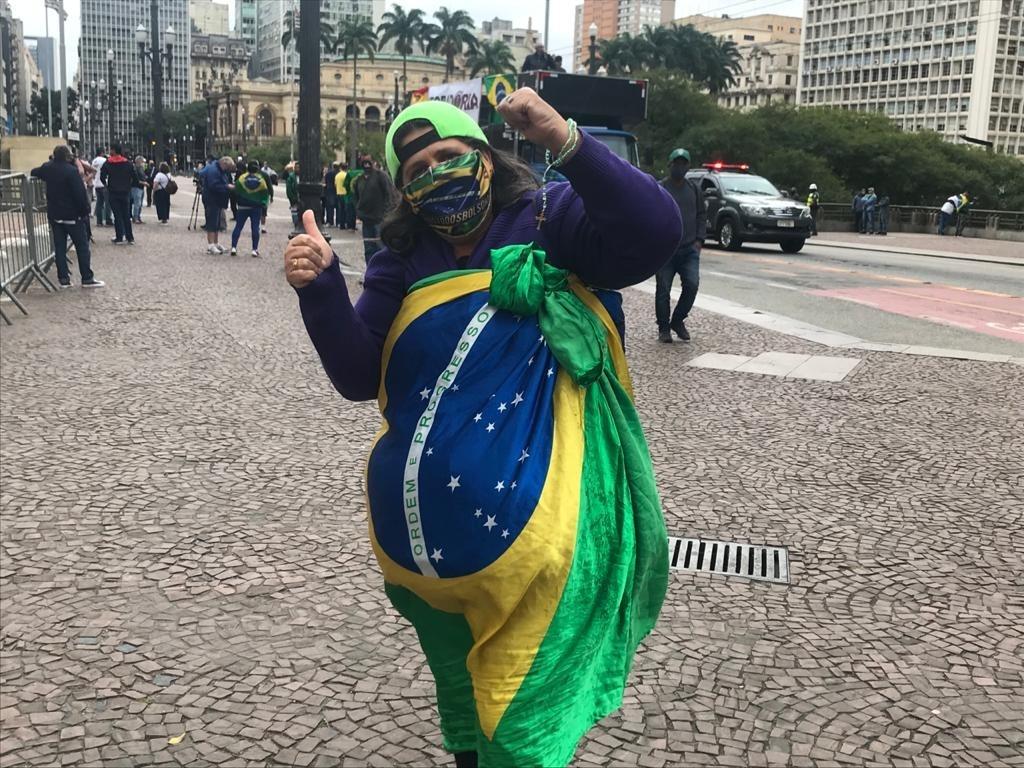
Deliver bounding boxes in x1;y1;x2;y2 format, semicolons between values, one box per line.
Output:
697;241;1024;356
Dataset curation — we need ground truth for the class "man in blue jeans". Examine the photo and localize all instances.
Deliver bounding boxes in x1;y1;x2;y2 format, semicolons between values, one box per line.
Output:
655;148;704;343
31;145;104;288
353;156;393;264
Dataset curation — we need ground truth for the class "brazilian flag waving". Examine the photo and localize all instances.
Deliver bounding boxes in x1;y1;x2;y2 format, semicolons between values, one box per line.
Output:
366;244;668;766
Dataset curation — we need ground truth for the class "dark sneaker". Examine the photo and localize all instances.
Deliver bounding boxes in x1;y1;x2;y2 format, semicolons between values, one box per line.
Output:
672;319;691;342
58;280;72;289
127;240;136;245
658;329;673;343
81;279;105;288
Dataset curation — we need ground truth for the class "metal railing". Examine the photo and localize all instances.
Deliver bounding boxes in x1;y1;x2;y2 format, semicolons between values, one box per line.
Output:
0;173;59;325
817;202;1024;235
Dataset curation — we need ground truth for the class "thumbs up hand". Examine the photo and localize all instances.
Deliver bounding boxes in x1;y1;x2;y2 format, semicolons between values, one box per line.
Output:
285;209;334;289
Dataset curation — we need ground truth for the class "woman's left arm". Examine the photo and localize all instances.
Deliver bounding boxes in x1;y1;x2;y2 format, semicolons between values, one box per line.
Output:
497;87;682;289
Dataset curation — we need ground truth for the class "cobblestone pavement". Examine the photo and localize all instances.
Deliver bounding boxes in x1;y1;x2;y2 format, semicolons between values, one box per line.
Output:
2;203;1023;767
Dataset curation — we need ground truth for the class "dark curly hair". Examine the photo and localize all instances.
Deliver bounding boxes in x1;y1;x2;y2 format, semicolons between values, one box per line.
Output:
380;119;539;254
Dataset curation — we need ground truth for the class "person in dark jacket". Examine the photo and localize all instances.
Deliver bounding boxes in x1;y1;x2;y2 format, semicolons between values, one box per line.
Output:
100;143;135;244
522;41;555;71
323;163;338;226
655;148;702;343
353;156;395;263
200;156;235;253
31;145;104;288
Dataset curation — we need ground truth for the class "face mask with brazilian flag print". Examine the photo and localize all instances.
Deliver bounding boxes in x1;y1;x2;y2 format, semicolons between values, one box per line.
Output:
400;149;493;239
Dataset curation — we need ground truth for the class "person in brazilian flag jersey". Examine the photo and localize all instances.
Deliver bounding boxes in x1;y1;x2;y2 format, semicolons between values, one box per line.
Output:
284;91;683;767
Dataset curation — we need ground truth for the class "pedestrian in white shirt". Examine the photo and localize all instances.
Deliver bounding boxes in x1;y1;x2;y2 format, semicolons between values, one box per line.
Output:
152;163;173;224
91;149;112;226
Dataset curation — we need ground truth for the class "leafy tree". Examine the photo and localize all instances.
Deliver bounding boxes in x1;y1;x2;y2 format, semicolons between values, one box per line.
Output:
29;87;80;134
465;40;515;77
377;4;428;103
425;7;477;83
336;18;378;166
281;6;337;58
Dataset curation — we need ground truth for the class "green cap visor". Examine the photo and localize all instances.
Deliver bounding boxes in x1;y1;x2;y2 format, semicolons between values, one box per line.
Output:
385;101;488;180
669;148;691;163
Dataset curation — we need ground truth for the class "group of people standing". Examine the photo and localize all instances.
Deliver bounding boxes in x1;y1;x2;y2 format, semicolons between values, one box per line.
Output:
851;188;891;235
196;154;277;257
91;148;173;241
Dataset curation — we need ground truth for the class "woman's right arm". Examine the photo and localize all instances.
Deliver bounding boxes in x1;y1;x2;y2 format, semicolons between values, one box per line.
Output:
295;256;405;401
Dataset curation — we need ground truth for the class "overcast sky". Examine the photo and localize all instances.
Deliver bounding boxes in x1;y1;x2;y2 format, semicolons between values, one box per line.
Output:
10;0;804;83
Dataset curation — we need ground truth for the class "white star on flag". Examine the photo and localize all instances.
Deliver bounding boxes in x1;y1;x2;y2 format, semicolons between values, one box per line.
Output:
474;413;482;423
426;447;434;456
511;481;517;490
484;515;497;531
447;475;461;492
452;384;460;391
431;548;443;562
495;481;505;492
420;387;431;400
502;529;510;539
512;392;524;407
474;508;483;517
528;357;534;366
498;402;507;413
547;367;555;377
519;448;530;463
486;423;495;433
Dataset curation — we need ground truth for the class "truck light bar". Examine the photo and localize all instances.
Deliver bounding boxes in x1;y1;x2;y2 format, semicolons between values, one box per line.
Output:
703;162;750;171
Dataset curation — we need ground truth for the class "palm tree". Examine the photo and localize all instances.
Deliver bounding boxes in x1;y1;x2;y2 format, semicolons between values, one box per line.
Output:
597;34;652;75
281;7;337;60
706;38;742;94
426;7;477;83
377;4;428;104
336;18;378;165
465;39;515;77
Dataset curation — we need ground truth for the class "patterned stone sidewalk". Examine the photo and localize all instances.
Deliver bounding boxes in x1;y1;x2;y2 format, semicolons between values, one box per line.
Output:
1;206;1023;767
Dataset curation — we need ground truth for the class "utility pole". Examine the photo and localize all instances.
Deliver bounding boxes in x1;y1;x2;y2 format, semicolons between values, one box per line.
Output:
294;0;328;241
44;11;53;136
544;0;550;56
136;0;175;163
43;0;69;140
106;50;115;146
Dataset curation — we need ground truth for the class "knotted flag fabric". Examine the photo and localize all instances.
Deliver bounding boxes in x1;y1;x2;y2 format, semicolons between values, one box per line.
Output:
366;243;668;767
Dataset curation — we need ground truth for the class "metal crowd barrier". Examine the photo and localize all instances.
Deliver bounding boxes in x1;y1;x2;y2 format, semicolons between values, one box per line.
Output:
0;173;59;325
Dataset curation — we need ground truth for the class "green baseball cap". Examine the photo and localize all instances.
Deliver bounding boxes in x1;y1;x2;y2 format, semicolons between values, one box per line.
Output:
385;101;488;181
669;148;691;163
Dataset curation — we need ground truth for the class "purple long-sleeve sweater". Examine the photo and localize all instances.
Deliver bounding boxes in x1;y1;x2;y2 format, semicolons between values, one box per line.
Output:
296;134;683;401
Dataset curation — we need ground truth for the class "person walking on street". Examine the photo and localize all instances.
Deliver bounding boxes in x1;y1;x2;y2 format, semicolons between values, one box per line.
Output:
655;148;703;343
806;183;820;236
852;189;865;233
285;162;301;230
343;164;362;230
324;162;339;227
152;162;173;224
145;159;156;207
937;192;964;235
131;156;148;224
353;156;394;263
30;145;104;288
91;148;112;227
862;187;878;234
230;160;271;257
100;143;136;245
257;161;274;234
333;162;349;229
200;156;235;253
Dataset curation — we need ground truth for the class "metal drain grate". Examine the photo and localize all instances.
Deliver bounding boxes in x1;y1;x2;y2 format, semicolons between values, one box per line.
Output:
668;536;790;584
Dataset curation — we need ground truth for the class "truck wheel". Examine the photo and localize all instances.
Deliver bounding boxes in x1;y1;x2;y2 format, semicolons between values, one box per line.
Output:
780;238;805;254
718;218;744;251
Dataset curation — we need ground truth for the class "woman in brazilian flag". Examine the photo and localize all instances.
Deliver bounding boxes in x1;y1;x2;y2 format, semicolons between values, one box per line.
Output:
285;90;682;767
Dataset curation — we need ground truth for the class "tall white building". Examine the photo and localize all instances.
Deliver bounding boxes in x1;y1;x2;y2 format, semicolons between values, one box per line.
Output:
190;0;230;36
478;18;539;69
80;0;191;151
254;0;383;83
798;0;1024;157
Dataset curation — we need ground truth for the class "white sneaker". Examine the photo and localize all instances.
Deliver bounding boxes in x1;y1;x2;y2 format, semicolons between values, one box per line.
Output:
260;227;267;234
251;250;259;258
81;279;105;288
214;244;225;254
207;244;218;254
230;247;237;256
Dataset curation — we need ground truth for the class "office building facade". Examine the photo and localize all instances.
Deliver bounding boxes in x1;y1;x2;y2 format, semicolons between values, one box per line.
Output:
253;0;383;83
478;18;539;68
234;0;258;55
573;0;674;71
798;0;1024;156
80;0;191;151
190;0;230;36
673;14;803;111
25;37;56;90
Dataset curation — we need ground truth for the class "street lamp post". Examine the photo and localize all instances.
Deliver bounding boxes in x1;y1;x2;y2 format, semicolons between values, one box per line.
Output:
106;49;115;145
136;0;175;163
393;70;400;119
293;0;328;240
588;22;599;76
241;106;248;154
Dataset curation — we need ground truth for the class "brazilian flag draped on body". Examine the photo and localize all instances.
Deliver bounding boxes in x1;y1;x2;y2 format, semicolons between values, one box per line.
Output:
366;243;668;767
